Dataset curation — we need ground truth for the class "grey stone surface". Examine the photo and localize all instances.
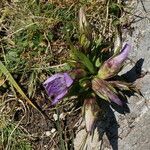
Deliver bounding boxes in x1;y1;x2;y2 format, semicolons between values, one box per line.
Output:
124;1;150;72
74;1;150;150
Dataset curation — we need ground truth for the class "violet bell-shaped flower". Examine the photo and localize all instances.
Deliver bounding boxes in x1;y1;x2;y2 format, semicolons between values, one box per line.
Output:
98;43;131;79
43;73;73;105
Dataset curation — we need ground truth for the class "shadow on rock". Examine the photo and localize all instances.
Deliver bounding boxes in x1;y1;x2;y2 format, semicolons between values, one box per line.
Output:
122;58;144;82
95;101;119;150
94;59;144;150
95;100;130;150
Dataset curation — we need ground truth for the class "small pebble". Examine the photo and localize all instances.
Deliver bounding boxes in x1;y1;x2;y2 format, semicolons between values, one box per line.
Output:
53;114;58;121
45;131;51;136
59;113;66;120
51;128;56;133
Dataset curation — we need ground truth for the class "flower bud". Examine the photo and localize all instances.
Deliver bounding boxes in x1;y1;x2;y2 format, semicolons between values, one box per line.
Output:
79;7;92;52
98;43;131;79
79;7;88;33
92;78;122;106
83;97;100;133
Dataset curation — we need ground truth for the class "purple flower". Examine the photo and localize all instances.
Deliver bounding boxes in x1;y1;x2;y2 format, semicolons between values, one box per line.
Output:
98;43;131;79
43;73;73;105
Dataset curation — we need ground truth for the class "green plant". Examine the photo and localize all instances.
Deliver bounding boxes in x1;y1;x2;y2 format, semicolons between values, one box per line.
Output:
43;6;139;135
0;122;32;150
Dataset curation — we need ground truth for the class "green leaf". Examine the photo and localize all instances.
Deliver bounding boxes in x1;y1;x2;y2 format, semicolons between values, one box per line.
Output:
80;34;91;50
95;58;101;68
69;44;95;74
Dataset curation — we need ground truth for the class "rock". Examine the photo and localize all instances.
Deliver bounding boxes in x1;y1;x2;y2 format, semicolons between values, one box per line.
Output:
45;131;51;137
74;1;150;149
140;74;150;100
118;110;150;150
124;1;150;72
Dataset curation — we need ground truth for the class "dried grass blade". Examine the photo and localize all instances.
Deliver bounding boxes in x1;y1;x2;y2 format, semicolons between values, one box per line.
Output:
0;61;43;115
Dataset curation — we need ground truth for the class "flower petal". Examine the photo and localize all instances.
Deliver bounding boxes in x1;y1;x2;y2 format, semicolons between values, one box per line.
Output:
64;73;73;87
98;43;131;79
43;73;64;85
51;90;68;105
44;77;66;96
107;92;122;106
43;73;73;105
111;43;130;65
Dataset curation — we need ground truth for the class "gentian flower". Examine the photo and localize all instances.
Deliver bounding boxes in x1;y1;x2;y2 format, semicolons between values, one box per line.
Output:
98;43;131;79
92;78;122;106
43;73;73;105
